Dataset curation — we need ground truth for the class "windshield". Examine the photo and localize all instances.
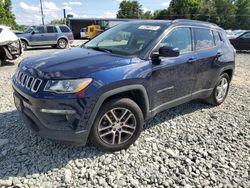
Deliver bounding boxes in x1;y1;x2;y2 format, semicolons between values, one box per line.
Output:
84;23;166;56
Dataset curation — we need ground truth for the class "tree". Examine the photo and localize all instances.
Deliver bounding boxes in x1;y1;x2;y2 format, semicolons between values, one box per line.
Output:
235;0;250;29
0;0;19;29
213;0;237;29
117;0;143;19
0;0;8;25
50;19;65;25
141;11;153;19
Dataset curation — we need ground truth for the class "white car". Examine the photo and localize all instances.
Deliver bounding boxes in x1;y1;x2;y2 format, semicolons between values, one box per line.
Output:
0;25;22;66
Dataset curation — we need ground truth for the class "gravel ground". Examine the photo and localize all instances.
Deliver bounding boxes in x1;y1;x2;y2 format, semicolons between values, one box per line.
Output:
0;48;249;188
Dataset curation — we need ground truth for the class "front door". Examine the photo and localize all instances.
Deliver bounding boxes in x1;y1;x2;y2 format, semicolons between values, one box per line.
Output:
30;26;45;46
151;27;196;112
235;32;250;50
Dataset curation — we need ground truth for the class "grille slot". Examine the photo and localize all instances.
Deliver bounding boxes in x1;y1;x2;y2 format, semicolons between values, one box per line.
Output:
15;70;42;93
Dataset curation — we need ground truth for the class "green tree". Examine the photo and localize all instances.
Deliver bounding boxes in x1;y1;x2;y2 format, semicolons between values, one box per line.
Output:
117;0;143;19
0;0;8;25
50;19;65;25
0;0;19;29
213;0;237;29
141;11;153;19
235;0;250;29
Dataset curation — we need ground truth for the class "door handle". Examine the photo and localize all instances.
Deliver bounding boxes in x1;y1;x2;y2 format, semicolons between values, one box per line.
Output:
187;58;196;63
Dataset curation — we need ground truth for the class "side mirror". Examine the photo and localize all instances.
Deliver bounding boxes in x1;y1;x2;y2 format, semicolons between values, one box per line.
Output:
31;30;35;35
151;46;180;64
159;46;180;57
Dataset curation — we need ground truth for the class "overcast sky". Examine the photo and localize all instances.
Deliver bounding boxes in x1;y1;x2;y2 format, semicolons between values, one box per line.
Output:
11;0;171;25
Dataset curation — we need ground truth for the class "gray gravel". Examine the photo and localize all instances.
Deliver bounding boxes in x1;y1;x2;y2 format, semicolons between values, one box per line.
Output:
0;48;249;188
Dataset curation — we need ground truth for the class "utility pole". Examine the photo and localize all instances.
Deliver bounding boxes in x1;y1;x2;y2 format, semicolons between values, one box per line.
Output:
40;0;45;25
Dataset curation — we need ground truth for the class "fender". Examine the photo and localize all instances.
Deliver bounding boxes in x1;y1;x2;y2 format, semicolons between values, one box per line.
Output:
85;85;150;134
19;37;30;45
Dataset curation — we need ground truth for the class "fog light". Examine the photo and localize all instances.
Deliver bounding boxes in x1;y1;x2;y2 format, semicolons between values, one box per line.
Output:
40;109;76;115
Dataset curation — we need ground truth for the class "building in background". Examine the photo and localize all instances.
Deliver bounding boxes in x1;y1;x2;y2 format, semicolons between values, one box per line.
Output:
68;18;130;39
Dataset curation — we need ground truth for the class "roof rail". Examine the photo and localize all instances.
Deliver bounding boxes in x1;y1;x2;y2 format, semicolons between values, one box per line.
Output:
172;19;218;27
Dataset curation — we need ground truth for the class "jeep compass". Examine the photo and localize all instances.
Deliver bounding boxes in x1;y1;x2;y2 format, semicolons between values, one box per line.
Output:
12;20;235;151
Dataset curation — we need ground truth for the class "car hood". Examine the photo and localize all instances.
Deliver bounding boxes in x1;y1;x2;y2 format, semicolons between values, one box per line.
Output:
19;47;133;79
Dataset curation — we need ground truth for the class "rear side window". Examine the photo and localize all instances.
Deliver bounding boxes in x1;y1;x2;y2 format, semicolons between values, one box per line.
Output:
213;30;223;45
47;26;57;33
59;26;70;33
0;28;2;34
194;28;215;50
160;27;192;54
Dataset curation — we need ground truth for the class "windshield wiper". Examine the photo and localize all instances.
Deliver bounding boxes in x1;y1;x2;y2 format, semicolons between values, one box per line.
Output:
88;46;112;53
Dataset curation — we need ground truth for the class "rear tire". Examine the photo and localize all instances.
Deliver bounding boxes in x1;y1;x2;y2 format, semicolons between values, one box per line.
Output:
205;73;230;106
90;98;144;151
57;39;68;49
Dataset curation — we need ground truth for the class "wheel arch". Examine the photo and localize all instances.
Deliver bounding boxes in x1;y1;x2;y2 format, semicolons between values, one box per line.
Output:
20;38;30;45
221;69;233;82
86;85;150;132
57;37;68;43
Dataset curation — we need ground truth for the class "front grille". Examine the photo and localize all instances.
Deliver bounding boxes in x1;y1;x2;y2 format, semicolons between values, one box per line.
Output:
15;70;42;93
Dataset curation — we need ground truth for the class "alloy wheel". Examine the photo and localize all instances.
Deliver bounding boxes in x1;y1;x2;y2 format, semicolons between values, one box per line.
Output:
215;77;228;102
98;107;137;145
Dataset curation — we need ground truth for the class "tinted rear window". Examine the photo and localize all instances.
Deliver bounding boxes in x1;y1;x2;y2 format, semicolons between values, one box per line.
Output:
59;26;70;33
194;28;215;50
47;26;57;33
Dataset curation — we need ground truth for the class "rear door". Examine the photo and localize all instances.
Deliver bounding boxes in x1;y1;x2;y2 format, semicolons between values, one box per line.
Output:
151;27;197;111
191;28;221;97
44;26;59;45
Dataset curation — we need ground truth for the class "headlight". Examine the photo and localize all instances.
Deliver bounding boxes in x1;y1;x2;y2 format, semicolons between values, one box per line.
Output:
44;78;92;93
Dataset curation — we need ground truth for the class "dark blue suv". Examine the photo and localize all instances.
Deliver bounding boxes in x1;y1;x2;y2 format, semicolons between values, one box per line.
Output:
12;20;235;151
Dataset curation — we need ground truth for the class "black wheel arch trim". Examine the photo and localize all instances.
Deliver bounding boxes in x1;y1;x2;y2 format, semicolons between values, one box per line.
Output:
85;84;150;139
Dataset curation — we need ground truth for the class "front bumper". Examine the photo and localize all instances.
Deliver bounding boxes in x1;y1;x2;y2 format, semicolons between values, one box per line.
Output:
13;87;91;145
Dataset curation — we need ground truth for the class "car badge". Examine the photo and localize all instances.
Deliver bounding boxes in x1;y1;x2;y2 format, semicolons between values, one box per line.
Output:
22;66;27;71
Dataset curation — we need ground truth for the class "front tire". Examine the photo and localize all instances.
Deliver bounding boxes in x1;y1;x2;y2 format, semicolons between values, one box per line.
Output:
90;98;144;151
21;40;28;50
205;73;230;106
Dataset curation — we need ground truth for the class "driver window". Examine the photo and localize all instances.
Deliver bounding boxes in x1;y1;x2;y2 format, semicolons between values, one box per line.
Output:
160;27;192;54
34;26;45;34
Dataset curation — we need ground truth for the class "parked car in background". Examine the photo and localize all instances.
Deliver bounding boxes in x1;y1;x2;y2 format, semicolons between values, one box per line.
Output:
17;25;74;50
0;25;22;66
230;31;250;50
226;30;246;39
12;20;235;151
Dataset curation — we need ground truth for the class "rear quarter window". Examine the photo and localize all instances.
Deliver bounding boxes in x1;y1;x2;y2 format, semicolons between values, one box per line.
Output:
59;26;70;33
0;28;2;34
213;30;223;45
194;28;215;50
